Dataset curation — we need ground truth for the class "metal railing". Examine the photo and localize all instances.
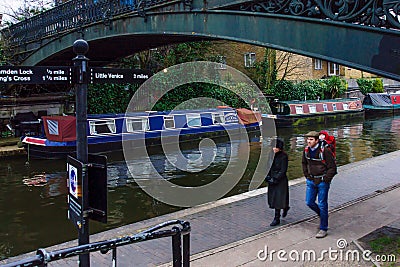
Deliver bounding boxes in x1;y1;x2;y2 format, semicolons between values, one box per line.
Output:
1;0;177;48
1;220;190;267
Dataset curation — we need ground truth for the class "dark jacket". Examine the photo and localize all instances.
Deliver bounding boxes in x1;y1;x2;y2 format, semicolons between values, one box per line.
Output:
267;151;289;209
302;144;337;183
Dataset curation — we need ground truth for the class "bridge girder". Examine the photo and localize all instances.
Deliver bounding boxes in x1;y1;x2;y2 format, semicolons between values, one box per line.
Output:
21;11;400;80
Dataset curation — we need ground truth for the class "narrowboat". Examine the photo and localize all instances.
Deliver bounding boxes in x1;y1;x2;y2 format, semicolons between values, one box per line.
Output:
362;93;400;117
262;98;364;127
21;107;261;159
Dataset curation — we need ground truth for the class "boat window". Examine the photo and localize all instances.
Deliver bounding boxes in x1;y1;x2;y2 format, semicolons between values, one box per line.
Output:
47;120;59;135
323;104;328;112
277;104;285;113
308;105;317;113
224;112;238;123
89;119;116;135
164;116;175;129
295;106;304;114
126;118;149;132
212;113;225;124
187;114;201;127
332;103;337;111
343;103;349;110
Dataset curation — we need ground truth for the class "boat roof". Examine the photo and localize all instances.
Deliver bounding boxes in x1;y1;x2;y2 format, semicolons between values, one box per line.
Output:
274;98;360;105
87;107;237;119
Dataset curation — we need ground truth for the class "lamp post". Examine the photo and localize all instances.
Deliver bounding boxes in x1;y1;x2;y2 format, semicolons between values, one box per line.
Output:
73;39;90;267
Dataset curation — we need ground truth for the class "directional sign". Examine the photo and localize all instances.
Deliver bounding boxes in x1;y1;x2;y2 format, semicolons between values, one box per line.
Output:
69;164;79;198
88;154;108;223
0;66;72;84
90;67;150;84
67;156;84;230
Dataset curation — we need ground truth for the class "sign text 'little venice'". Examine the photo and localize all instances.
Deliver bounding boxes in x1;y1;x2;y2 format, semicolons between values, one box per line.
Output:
90;67;150;84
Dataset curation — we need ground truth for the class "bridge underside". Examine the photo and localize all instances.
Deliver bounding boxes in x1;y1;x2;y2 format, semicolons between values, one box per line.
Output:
21;11;400;80
38;35;214;67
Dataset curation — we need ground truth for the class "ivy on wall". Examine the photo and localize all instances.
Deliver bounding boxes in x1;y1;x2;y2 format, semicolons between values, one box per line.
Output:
87;83;139;114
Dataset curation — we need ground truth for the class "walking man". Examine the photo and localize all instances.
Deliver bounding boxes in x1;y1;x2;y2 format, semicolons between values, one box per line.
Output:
302;131;337;238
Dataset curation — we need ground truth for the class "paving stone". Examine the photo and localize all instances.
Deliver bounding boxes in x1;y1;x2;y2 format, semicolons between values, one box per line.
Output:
1;151;400;266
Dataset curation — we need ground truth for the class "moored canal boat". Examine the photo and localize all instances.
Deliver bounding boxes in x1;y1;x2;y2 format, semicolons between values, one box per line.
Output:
362;93;400;117
22;107;261;159
262;98;364;127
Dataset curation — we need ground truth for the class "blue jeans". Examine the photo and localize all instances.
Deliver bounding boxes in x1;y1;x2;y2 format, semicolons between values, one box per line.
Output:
305;179;330;231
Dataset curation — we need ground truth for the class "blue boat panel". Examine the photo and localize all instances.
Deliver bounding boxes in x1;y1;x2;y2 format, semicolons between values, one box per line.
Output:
149;116;164;131
115;117;124;133
174;115;187;128
201;113;213;126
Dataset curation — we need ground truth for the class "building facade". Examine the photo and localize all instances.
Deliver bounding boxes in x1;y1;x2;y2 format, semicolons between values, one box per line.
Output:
209;40;378;82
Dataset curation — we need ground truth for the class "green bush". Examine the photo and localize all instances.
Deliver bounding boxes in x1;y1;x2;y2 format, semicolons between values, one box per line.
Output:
357;78;374;95
270;78;348;102
372;78;384;93
322;76;347;99
296;80;327;100
272;80;301;101
151;82;253;111
88;83;139;114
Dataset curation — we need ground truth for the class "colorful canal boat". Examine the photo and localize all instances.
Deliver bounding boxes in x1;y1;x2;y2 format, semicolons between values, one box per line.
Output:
22;107;261;159
262;98;364;127
362;93;400;117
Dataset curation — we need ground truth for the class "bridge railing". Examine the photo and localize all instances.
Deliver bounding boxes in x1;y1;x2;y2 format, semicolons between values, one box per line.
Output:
1;219;191;267
2;0;170;48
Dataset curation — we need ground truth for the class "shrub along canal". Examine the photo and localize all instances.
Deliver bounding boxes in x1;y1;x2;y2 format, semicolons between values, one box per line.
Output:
1;115;400;259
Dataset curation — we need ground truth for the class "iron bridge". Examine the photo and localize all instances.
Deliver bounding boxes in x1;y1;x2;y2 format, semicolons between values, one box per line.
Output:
1;0;400;80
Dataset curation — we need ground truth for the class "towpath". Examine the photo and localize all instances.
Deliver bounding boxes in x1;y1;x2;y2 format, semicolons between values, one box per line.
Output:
1;150;400;266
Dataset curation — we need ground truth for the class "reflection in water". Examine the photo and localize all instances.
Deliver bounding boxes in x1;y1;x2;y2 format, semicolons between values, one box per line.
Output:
1;116;400;259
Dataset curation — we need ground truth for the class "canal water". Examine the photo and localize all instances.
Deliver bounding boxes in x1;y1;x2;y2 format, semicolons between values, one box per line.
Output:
1;115;400;260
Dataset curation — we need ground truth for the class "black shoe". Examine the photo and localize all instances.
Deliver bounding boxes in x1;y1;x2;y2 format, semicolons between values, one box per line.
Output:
282;207;290;218
270;218;280;226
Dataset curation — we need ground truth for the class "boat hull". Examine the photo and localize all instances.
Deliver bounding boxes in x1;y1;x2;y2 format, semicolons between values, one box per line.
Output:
24;124;260;159
364;105;400;118
263;109;365;128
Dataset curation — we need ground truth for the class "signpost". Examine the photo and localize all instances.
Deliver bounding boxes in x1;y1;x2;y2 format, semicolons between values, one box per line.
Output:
67;154;108;227
0;66;72;84
73;39;90;267
67;156;84;229
0;66;149;85
90;67;150;84
87;154;108;224
1;39;150;267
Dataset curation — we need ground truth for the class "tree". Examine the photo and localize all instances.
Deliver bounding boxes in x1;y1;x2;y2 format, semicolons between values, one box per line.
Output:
1;0;53;25
253;49;311;97
0;38;8;65
323;76;347;99
254;48;277;95
275;52;310;82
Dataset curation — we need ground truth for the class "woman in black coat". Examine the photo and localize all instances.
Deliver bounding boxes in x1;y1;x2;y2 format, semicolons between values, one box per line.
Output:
266;138;290;226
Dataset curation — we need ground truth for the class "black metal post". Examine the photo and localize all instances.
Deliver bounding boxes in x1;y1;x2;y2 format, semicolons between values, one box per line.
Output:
73;39;90;267
172;227;182;267
112;247;117;266
183;233;190;267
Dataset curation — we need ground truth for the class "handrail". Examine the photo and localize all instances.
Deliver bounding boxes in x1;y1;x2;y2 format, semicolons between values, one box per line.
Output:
1;0;175;48
1;219;191;267
2;0;400;49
